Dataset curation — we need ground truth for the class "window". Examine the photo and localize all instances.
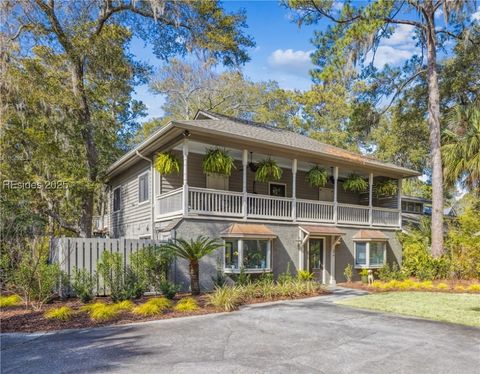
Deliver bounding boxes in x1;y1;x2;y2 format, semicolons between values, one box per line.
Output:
138;172;149;203
354;241;386;268
269;183;286;197
206;174;229;190
224;238;271;273
309;239;324;270
113;187;121;212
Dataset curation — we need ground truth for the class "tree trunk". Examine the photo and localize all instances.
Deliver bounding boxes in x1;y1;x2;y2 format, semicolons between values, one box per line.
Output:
189;259;200;295
425;4;444;257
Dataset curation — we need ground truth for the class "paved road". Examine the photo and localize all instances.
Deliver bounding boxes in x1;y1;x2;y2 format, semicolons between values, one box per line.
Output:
2;288;479;374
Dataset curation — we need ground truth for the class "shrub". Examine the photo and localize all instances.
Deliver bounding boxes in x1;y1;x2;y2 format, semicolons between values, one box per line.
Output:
71;267;95;303
211;257;228;288
278;262;294;285
454;285;465;292
14;238;63;310
234;267;251;286
123;268;146;300
436;283;449;290
158;280;180;300
112;300;134;311
146;297;172;310
89;304;119;321
467;284;480;292
378;263;405;282
0;294;22;308
44;306;73;321
97;252;125;301
133;302;163;316
419;281;433;289
174;297;199;312
80;302;105;313
343;264;353;282
297;270;314;281
208;286;243;311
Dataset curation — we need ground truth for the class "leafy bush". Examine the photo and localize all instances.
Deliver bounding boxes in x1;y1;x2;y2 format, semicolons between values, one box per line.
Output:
297;270;314;281
234;267;251;286
278;262;294;284
154;152;180;175
174;297;199;312
44;306;73;321
123;268;146;300
208;286;243;311
158;280;180;300
211;257;228;288
14;238;63;310
71;267;95;303
0;294;22;308
130;245;176;293
377;263;405;282
343;264;353;282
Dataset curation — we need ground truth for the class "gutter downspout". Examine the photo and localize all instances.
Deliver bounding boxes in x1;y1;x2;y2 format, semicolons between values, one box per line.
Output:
136;150;155;239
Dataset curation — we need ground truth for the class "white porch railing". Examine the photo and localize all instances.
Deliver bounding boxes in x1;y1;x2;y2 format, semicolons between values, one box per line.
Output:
155;187;400;227
247;194;292;220
337;203;370;225
156;188;183;218
372;207;400;227
296;199;334;222
189;187;243;217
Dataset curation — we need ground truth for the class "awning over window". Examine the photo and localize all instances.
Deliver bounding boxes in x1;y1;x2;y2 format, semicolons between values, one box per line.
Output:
299;225;345;236
352;230;389;241
221;224;277;239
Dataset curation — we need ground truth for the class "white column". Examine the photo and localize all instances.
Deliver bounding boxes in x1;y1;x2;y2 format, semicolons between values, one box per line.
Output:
182;140;189;216
322;239;326;284
333;167;339;224
397;179;402;228
242;149;248;220
369;173;374;226
292;159;297;222
330;237;336;285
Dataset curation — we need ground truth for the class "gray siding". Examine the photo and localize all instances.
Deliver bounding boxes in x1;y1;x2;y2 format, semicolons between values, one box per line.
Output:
109;160;152;238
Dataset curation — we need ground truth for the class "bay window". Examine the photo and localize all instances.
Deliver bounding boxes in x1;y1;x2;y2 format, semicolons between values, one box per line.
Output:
354;241;386;268
223;238;272;273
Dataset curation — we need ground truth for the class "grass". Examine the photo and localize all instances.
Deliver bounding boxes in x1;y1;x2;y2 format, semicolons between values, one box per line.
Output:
132;297;172;316
338;292;480;327
44;306;73;321
0;294;22;308
174;297;199;312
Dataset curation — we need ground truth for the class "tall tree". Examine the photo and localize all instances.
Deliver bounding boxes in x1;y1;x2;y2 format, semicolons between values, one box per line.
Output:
150;58;301;129
285;0;476;257
2;0;254;237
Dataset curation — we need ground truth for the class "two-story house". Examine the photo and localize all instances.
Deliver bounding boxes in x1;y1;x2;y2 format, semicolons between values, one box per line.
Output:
105;111;420;288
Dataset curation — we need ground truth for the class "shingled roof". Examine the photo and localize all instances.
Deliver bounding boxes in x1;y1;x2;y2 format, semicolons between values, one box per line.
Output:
107;110;421;178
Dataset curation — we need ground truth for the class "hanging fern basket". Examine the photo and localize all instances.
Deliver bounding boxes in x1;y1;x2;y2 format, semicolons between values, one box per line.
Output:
342;174;368;193
374;179;398;197
154;152;180;175
255;158;283;182
202;148;235;177
305;166;328;188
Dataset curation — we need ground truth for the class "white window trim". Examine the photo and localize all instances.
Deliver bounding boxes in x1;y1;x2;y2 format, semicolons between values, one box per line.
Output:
139;234;151;239
223;238;272;273
112;186;122;213
138;171;150;205
353;241;387;269
268;182;287;197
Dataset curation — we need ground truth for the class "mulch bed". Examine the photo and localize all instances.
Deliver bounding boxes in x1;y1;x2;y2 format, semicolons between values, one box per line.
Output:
1;290;329;333
339;279;480;293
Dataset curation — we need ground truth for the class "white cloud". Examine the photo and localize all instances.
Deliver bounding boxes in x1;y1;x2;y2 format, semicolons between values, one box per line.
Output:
268;49;313;76
472;7;480;21
435;8;443;19
382;24;415;46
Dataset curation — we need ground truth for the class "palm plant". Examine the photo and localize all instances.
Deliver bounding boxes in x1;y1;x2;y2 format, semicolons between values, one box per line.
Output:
255;158;282;182
442;106;480;192
155;152;180;175
165;236;222;295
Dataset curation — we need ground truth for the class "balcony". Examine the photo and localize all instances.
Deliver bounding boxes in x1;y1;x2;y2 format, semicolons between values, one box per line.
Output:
156;187;400;227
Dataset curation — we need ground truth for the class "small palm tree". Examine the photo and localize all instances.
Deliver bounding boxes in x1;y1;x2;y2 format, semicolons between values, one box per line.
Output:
165;236;222;295
442;105;480;192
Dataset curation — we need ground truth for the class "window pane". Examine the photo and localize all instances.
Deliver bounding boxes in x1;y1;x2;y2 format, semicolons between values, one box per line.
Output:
243;240;269;269
113;188;121;211
355;242;367;266
309;240;323;270
370;242;385;266
139;174;148;203
224;241;239;270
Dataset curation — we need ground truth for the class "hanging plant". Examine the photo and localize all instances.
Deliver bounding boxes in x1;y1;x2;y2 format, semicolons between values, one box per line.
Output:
255;158;283;182
305;166;328;188
154;152;180;175
202;148;235;176
374;179;398;197
342;174;368;193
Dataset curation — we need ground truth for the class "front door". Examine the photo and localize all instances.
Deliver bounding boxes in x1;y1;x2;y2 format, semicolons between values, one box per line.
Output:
309;238;324;281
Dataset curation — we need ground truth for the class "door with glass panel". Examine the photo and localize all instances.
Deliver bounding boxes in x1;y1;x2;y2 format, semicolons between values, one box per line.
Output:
308;238;324;280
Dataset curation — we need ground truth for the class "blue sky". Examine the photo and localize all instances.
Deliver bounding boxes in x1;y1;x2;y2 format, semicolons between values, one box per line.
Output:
129;1;480;121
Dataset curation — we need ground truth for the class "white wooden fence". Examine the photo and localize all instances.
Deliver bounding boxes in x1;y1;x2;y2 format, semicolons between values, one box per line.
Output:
50;237;167;296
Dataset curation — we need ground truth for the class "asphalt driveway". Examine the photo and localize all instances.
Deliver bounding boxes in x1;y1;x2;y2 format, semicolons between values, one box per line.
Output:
2;289;479;374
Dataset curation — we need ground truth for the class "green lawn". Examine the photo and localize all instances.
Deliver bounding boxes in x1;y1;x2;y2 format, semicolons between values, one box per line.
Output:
337;292;480;327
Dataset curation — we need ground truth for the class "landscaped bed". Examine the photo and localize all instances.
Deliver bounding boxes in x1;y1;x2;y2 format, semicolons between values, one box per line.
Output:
1;281;328;333
339;279;480;293
337;292;480;327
